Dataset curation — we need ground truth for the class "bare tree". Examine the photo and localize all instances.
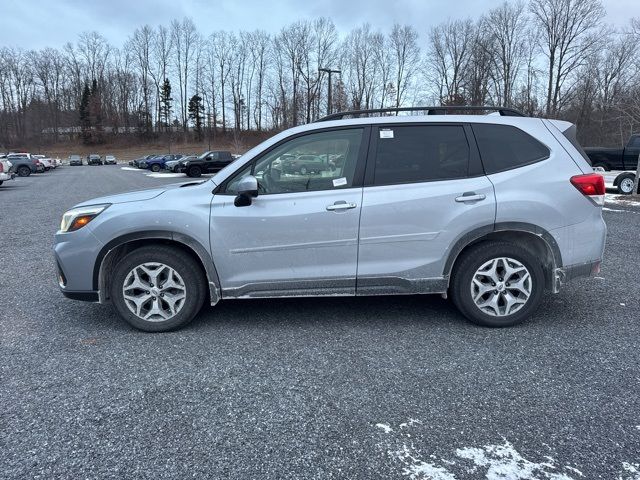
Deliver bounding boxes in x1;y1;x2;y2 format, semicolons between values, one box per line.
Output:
427;19;474;104
483;1;528;106
389;24;420;107
171;18;199;131
530;0;606;116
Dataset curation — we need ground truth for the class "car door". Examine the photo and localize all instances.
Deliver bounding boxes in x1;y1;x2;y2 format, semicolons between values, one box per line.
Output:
210;127;369;297
624;136;640;170
356;123;496;294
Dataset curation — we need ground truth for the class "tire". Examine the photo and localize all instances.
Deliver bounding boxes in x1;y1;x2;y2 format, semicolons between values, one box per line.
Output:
300;166;308;175
110;245;207;332
17;166;31;177
0;180;3;186
617;173;636;195
151;164;161;173
450;241;545;327
187;166;202;177
592;163;610;171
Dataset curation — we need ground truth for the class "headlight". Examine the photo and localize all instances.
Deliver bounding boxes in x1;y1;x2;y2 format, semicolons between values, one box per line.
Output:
59;204;110;233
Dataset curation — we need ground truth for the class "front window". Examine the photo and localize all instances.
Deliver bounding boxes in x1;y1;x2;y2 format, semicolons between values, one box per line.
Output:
225;128;363;195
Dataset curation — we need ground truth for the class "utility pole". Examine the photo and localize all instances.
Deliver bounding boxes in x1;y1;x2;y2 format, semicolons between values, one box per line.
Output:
319;67;341;116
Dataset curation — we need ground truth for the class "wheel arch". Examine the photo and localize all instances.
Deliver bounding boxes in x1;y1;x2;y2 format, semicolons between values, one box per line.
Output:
93;230;221;305
444;223;562;291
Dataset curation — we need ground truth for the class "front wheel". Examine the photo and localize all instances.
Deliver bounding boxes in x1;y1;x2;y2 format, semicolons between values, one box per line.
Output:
110;246;207;332
187;166;202;177
450;241;545;327
151;164;161;173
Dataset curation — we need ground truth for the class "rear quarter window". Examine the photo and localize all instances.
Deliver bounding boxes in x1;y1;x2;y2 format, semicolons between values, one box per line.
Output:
472;124;550;174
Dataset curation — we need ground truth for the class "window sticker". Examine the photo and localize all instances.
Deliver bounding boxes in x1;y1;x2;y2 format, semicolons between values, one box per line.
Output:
379;129;394;139
333;177;348;187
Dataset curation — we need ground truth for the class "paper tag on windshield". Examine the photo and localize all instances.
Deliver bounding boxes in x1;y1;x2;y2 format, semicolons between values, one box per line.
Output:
333;177;347;187
379;129;394;139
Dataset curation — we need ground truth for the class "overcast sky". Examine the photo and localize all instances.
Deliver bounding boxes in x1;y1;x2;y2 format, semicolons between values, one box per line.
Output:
0;0;634;50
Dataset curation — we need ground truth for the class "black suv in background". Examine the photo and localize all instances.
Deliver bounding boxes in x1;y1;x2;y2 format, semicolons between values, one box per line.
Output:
177;150;235;177
87;154;103;165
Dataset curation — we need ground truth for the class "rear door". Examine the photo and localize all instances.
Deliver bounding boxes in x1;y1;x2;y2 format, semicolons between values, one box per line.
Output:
356;123;496;294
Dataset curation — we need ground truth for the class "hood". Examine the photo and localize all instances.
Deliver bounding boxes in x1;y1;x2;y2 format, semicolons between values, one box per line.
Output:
74;180;213;208
75;186;169;206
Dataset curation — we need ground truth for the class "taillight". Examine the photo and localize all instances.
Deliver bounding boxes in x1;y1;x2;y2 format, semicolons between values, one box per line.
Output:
570;173;605;206
0;163;3;173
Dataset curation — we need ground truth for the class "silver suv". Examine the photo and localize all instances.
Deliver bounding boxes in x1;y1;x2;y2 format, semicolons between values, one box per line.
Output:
54;107;606;331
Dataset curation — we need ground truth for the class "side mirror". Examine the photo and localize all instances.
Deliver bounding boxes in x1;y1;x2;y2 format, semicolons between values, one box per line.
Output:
234;175;258;207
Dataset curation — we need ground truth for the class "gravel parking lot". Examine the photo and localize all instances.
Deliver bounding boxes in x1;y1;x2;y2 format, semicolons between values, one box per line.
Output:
1;166;639;479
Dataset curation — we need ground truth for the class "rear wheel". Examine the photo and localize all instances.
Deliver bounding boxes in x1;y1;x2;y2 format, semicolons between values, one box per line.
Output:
151;164;161;173
110;246;207;332
17;166;31;177
450;241;545;327
617;173;636;195
187;166;202;177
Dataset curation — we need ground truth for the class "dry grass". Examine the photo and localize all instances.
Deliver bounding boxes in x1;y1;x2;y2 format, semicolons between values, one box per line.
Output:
11;131;275;162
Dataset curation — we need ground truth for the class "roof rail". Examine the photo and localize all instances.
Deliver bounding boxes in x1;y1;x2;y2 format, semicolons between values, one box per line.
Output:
316;106;526;122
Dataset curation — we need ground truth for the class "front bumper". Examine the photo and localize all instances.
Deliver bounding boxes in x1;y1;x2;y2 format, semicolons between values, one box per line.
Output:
54;227;105;299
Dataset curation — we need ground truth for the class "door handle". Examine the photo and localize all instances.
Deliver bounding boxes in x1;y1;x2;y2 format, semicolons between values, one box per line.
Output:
455;192;486;203
326;201;357;211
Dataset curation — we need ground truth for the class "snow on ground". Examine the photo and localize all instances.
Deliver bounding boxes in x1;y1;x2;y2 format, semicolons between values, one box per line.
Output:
605;194;640;208
374;420;636;479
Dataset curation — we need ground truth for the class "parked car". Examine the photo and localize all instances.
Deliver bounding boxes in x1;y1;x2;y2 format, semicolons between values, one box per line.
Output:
104;155;117;165
166;155;194;172
139;154;184;172
0;158;15;186
87;154;103;166
33;155;55;170
585;134;640;171
176;150;235;177
129;154;157;167
55;107;607;332
69;154;83;166
7;153;40;176
281;154;335;175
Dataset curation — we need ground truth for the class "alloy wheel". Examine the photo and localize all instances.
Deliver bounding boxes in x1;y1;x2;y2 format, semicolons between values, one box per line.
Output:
122;262;187;322
470;257;532;317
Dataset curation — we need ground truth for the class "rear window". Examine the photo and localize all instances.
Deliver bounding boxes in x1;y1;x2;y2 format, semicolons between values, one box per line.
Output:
472;124;550;174
372;125;470;185
560;124;591;164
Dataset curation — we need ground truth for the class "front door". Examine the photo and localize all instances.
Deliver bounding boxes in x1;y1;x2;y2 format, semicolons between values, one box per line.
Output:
210;127;368;298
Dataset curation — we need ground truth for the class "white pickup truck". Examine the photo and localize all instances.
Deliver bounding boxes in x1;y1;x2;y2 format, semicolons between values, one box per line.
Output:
0;157;16;186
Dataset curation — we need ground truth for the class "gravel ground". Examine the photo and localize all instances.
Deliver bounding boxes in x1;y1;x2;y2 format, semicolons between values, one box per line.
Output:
1;166;639;479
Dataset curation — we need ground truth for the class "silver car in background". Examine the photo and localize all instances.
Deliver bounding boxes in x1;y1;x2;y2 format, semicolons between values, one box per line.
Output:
54;107;606;331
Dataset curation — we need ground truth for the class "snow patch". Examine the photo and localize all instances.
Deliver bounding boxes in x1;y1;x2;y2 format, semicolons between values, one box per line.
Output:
376;423;393;434
455;441;574;479
121;166;143;172
605;194;640;207
620;463;640;480
146;172;186;178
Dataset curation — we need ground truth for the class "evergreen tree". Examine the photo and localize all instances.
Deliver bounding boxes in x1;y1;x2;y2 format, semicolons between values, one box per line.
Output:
188;94;204;141
89;79;104;143
159;78;173;131
79;83;91;144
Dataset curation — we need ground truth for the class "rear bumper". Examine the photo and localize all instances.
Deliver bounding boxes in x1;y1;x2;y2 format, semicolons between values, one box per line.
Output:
553;260;601;293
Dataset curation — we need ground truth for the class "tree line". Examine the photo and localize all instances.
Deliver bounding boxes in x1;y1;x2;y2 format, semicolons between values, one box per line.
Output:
0;0;639;148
